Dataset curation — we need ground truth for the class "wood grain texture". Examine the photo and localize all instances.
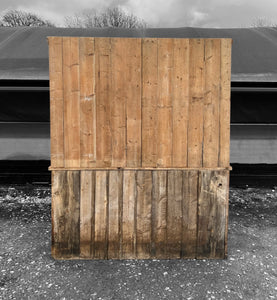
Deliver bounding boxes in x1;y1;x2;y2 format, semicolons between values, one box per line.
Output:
108;170;122;258
126;38;142;167
203;39;221;167
122;170;136;258
172;39;189;167
136;171;152;258
197;170;228;259
167;170;183;258
219;39;232;168
182;170;198;258
94;170;108;259
52;169;229;259
141;38;158;167
157;39;173;167
48;37;64;168
63;37;80;168
188;39;205;168
152;170;167;258
51;171;66;258
79;38;96;168
80;171;95;258
95;38;112;167
50;37;231;260
110;38;127;167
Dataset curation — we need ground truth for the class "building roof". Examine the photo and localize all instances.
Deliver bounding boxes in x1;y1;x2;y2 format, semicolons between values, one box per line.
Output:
1;26;277;81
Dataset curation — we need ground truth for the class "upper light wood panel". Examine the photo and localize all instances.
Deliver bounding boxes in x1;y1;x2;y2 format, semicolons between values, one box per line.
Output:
48;37;232;168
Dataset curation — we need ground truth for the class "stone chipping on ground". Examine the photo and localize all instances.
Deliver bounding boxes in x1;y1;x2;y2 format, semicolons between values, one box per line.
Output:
0;184;276;299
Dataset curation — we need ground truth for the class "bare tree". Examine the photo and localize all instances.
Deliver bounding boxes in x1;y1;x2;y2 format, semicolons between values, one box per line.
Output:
250;17;277;27
0;10;54;27
65;7;147;28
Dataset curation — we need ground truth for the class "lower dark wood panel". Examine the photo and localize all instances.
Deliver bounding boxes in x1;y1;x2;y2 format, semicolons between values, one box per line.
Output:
51;169;229;259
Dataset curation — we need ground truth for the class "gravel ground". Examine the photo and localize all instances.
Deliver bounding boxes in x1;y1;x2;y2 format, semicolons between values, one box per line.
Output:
0;185;277;300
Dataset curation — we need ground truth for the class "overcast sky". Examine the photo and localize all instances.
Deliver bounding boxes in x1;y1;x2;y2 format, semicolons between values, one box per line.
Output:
1;0;277;28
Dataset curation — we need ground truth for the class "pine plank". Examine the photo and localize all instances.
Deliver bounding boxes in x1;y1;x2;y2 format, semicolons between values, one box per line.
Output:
167;170;183;258
79;38;96;168
122;170;136;258
63;37;80;168
141;38;158;167
197;170;228;259
94;171;108;259
110;38;127;167
51;171;67;258
66;171;80;258
48;37;64;168
188;39;205;167
126;38;142;167
95;38;112;167
108;170;123;259
172;39;189;167
152;170;167;258
80;171;95;258
203;39;221;167
219;39;232;168
182;170;198;258
136;170;152;258
157;39;173;167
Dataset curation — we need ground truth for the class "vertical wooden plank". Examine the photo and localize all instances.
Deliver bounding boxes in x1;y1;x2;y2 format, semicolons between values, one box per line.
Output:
79;38;96;168
157;39;173;167
203;39;221;167
67;171;80;257
51;171;66;258
48;37;64;168
63;37;81;168
122;170;136;258
94;171;108;259
126;38;142;167
197;170;228;259
182;170;198;258
110;38;127;167
187;39;205;167
80;171;95;258
219;39;232;168
152;170;167;258
136;170;152;258
108;170;123;259
172;39;189;167
167;170;183;258
142;38;158;167
95;38;112;167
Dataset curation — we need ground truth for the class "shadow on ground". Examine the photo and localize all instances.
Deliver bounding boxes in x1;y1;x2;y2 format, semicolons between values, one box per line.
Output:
0;185;276;299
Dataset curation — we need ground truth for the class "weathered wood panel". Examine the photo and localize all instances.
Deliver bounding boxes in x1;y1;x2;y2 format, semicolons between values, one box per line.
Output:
136;171;152;258
197;170;229;259
182;170;198;258
63;37;80;168
172;39;189;167
187;39;205;168
79;38;96;168
95;38;112;167
49;37;231;169
157;39;173;167
141;38;158;167
219;39;232;167
203;39;220;167
80;171;95;258
94;170;108;259
126;39;142;167
49;37;231;260
52;169;229;259
48;37;64;168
